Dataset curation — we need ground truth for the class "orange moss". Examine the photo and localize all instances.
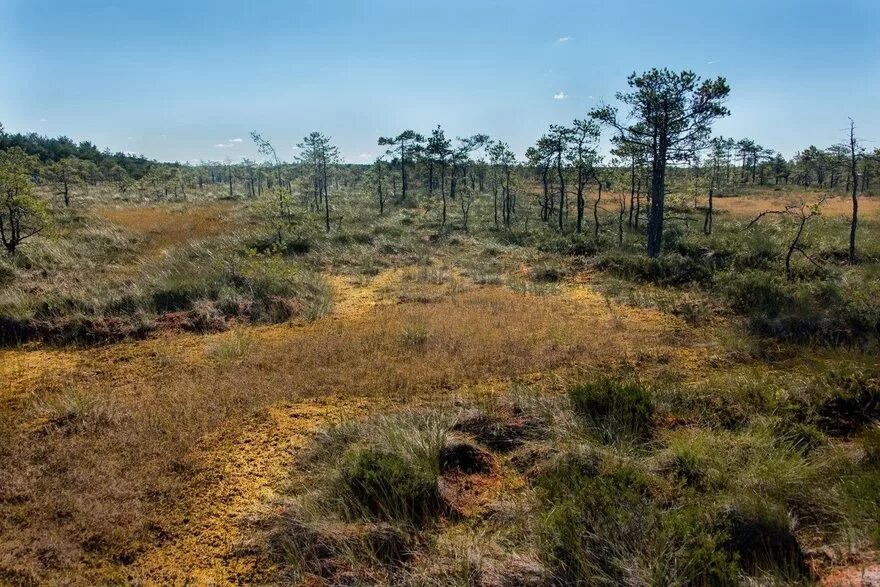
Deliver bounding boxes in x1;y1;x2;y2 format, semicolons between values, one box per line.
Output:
93;202;239;254
0;266;724;584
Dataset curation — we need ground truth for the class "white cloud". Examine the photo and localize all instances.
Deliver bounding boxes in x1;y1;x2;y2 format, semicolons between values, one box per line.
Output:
359;153;370;159
228;138;243;143
557;36;572;43
39;118;47;123
553;91;567;100
215;143;230;148
707;60;718;65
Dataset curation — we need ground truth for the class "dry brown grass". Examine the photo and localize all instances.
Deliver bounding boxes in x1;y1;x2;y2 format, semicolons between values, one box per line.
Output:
93;201;240;255
0;267;720;585
714;192;880;219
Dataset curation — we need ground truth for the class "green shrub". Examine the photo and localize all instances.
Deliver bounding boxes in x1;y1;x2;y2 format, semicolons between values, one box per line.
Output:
536;233;599;256
595;251;713;285
539;465;654;584
654;508;740;587
720;271;793;318
770;419;826;454
839;469;880;546
533;449;602;501
721;270;880;345
529;265;565;283
151;281;203;312
337;449;439;526
864;426;880;467
569;379;654;443
717;497;808;580
815;368;880;436
0;257;15;285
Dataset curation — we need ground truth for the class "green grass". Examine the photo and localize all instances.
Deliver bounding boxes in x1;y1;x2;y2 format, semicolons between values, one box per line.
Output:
269;369;880;584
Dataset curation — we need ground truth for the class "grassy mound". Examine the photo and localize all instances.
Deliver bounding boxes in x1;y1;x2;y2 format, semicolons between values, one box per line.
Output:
569;378;654;443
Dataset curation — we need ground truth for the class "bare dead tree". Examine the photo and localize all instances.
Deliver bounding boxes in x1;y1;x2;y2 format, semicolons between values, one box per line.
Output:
746;198;826;279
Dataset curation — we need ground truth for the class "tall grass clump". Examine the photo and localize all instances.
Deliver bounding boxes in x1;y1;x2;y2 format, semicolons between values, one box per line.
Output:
270;411;454;582
568;378;654;444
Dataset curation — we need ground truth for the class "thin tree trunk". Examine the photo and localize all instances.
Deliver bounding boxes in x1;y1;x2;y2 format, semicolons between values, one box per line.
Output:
849;118;859;264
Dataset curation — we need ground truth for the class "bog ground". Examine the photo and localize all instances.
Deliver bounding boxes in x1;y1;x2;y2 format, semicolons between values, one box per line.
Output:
1;187;879;586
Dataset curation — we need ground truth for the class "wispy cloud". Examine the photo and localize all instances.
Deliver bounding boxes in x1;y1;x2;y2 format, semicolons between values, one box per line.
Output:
228;138;243;143
359;153;370;159
553;91;567;100
215;143;231;148
557;36;572;43
707;60;718;65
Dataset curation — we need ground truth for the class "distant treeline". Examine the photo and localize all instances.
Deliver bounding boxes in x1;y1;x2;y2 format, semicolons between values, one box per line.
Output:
0;131;155;179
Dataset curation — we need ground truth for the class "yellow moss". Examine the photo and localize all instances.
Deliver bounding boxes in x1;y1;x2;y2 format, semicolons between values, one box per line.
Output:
0;264;730;584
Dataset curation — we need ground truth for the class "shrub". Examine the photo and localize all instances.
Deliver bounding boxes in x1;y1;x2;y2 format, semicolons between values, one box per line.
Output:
152;281;203;312
283;236;312;255
536;233;599;256
717;497;808;580
814;368;880;436
654;508;740;587
271;512;411;579
864;426;880;467
528;265;565;283
337;449;440;526
721;270;880;345
770;419;826;454
539;465;654;584
569;379;654;443
452;403;549;452
595;251;713;285
0;256;15;285
720;270;794;318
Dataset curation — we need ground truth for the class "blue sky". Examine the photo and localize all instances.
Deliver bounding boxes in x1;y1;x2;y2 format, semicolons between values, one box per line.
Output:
2;0;878;163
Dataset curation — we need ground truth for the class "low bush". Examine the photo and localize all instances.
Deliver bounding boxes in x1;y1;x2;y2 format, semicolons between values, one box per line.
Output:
336;449;440;527
452;404;549;451
654;508;740;587
717;496;809;580
813;367;880;436
536;233;599;256
595;251;713;285
721;270;880;345
569;378;654;443
539;465;655;584
271;513;411;580
838;468;880;546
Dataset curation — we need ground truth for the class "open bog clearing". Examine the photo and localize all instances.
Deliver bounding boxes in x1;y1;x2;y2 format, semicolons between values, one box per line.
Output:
1;213;718;583
3;20;880;582
2;194;879;585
